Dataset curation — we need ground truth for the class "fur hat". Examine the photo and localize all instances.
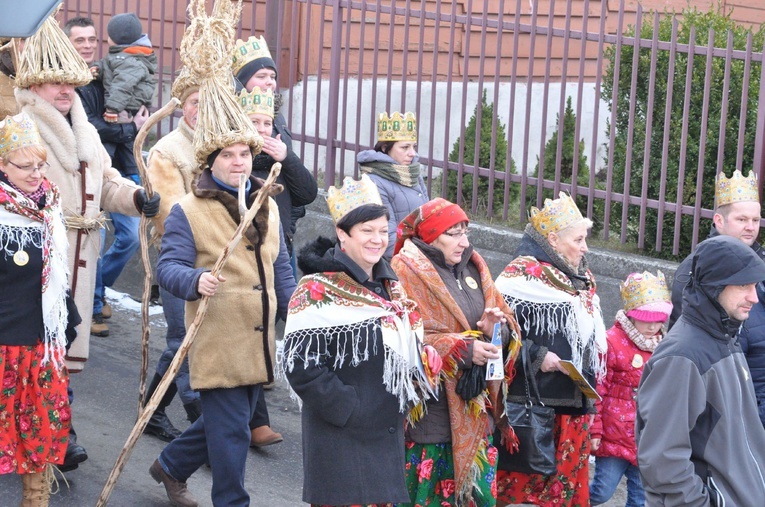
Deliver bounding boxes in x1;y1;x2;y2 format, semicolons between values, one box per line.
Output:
180;0;262;168
14;11;92;88
107;13;143;46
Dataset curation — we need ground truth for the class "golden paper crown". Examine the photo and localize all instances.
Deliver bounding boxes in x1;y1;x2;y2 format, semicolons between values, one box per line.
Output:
715;169;759;207
620;271;670;312
14;11;92;88
238;86;274;118
0;113;42;159
529;192;584;235
377;111;417;143
326;174;383;223
232;36;273;76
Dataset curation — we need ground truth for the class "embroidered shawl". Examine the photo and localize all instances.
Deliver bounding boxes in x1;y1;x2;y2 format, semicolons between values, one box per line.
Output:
282;271;432;412
392;238;521;505
0;178;69;367
495;255;607;380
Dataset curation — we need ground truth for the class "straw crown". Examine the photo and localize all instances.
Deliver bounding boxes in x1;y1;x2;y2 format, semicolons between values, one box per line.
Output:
0;113;42;159
15;12;92;88
715;169;759;207
620;271;670;312
326;174;383;223
377;111;417;143
232;36;272;76
238;86;274;118
529;192;584;235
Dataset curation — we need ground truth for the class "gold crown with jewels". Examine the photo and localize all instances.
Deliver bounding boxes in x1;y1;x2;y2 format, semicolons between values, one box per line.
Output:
620;271;670;312
232;36;272;76
0;113;42;159
528;192;584;235
326;174;383;223
238;86;274;118
377;111;417;143
715;169;759;207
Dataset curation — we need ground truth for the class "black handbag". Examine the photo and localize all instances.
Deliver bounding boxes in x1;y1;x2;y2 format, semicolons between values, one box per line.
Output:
497;345;557;475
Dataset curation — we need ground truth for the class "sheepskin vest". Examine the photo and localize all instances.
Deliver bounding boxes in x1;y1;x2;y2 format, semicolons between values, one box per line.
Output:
179;181;280;389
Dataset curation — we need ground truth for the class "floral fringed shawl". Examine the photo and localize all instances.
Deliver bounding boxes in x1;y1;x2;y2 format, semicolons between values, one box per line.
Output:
392;238;521;505
281;271;435;414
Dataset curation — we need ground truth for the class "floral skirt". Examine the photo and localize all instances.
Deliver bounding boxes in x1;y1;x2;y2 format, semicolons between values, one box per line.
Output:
400;438;497;507
496;414;590;507
0;344;70;474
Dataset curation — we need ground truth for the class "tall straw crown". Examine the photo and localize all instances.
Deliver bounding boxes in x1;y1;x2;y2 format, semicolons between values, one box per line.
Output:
14;10;92;88
0;113;42;159
232;36;272;76
377;111;417;143
326;174;383;223
170;66;200;103
715;169;759;207
620;271;670;313
181;0;262;167
529;192;584;235
238;86;274;118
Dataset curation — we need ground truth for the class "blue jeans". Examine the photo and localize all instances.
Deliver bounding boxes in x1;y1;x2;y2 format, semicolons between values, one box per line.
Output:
159;385;262;506
590;456;645;507
155;286;198;405
93;212;140;313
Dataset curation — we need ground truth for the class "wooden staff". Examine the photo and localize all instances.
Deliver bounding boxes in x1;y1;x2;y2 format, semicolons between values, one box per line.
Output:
96;162;282;507
132;98;181;414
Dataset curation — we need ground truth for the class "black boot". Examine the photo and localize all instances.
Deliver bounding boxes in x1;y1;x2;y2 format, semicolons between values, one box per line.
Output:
144;373;182;442
183;399;203;423
61;427;88;472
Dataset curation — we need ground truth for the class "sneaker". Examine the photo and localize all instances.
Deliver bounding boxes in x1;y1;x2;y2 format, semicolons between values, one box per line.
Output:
91;314;109;337
101;299;112;319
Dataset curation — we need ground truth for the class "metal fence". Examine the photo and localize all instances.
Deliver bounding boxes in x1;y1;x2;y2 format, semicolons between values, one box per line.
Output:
63;0;765;258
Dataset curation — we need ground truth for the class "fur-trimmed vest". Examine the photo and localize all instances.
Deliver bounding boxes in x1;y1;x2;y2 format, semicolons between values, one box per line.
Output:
179;170;281;389
147;118;195;236
15;87;140;372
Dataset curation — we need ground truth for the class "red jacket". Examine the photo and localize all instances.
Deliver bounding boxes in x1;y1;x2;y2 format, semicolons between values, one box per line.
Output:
591;321;653;466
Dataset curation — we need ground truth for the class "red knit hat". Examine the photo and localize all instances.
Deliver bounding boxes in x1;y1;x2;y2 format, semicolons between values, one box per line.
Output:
394;198;469;255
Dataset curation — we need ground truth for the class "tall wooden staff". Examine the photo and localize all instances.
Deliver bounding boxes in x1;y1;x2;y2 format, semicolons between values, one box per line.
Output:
95;159;282;507
132;98;181;414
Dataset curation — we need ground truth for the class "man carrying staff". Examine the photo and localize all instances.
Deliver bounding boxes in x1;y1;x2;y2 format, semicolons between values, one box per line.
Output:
146;1;295;505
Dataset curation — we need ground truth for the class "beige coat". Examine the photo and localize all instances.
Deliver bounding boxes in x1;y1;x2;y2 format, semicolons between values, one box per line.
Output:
146;117;195;236
16;88;140;372
0;73;17;119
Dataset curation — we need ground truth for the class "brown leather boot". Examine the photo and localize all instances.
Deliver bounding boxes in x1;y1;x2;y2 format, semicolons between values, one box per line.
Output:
149;459;199;507
249;425;283;447
90;313;109;337
20;467;51;507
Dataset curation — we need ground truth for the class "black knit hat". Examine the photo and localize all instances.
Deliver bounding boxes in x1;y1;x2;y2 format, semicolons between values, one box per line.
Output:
107;13;142;46
234;57;277;90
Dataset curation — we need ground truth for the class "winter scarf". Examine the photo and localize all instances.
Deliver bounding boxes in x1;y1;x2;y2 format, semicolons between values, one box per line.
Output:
614;310;663;352
0;177;69;367
358;150;421;188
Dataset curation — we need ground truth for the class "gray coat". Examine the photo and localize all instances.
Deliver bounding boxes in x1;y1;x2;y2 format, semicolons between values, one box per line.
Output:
100;35;157;112
357;150;429;259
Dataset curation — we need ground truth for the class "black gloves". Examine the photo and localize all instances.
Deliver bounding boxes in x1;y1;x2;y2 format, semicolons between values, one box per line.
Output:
455;364;487;401
135;189;161;218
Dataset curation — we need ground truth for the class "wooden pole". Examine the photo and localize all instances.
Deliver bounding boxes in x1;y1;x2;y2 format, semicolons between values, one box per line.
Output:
94;154;282;506
132;98;181;415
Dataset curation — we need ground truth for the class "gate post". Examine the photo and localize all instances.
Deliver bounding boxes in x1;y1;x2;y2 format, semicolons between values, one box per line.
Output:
324;0;343;186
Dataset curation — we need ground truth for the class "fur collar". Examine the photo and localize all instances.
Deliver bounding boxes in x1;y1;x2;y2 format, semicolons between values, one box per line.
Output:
15;88;99;173
192;169;282;247
297;236;344;275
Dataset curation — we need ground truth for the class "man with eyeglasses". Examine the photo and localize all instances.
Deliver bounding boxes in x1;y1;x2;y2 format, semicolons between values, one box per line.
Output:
12;13;160;473
64;16;151;338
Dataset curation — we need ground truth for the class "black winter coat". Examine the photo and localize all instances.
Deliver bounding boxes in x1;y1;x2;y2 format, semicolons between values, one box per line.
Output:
739;283;765;428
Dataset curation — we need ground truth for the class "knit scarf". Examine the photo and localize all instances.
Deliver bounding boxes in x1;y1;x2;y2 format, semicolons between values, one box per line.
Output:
495;255;608;381
0;178;69;368
282;271;433;412
614;310;663;352
360;161;421;188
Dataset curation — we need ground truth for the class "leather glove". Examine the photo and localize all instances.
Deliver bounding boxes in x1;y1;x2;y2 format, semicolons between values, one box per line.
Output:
134;189;161;218
455;364;487;401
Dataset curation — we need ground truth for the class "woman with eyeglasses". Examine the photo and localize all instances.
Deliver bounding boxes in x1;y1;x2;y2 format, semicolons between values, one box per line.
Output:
391;198;521;507
494;192;607;507
0;113;80;505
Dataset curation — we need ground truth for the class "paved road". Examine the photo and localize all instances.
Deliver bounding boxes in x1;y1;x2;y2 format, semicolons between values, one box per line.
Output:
1;236;629;506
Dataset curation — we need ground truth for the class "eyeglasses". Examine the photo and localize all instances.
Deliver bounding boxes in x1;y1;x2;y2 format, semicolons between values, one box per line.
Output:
442;229;471;239
6;161;50;174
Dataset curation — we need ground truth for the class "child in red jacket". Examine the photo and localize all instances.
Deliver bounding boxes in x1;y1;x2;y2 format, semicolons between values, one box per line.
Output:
590;271;672;507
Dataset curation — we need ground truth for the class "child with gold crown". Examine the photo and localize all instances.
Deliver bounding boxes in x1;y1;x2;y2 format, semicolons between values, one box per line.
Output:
589;271;673;506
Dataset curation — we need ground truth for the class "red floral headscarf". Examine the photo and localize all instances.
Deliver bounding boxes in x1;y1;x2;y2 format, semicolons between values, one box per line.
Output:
394;197;469;255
